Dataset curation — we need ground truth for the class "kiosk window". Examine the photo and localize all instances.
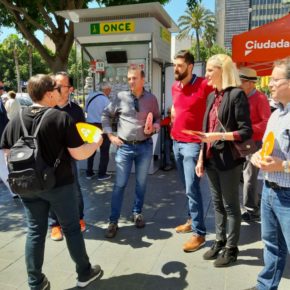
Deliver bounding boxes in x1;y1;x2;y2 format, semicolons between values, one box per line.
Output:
106;51;127;63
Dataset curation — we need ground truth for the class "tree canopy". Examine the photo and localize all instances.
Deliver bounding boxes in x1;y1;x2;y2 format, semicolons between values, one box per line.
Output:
177;4;216;61
0;0;169;73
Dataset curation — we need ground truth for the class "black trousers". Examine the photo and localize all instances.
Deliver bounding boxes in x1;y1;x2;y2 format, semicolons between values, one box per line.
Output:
86;123;111;177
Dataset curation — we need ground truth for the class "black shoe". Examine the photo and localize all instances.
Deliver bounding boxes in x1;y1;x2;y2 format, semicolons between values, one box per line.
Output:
244;287;258;290
203;240;227;260
214;247;239;267
40;276;50;290
242;211;260;222
98;174;111;181
86;172;96;180
132;213;145;228
77;265;102;288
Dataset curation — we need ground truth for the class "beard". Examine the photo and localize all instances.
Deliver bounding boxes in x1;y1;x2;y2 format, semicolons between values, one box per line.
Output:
174;69;188;81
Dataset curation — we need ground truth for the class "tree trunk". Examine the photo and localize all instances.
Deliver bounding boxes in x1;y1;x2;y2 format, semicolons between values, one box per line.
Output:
195;29;201;61
28;45;32;77
13;46;21;92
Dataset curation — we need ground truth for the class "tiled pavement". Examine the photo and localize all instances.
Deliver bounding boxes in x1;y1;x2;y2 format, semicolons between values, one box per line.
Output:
0;168;289;290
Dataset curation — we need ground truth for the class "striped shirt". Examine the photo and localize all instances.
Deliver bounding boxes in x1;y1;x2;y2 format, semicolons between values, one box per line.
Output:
263;102;290;187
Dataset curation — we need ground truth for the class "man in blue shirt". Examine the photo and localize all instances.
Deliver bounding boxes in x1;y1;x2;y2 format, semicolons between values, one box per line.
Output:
249;58;290;290
85;82;111;180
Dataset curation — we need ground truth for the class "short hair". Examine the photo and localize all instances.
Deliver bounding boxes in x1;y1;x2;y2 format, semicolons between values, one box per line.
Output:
127;67;145;78
55;71;73;86
7;91;16;99
174;50;195;65
27;74;55;102
273;57;290;80
207;54;241;89
100;82;111;91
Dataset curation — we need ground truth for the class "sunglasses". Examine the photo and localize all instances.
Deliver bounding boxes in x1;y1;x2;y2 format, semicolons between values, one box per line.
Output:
53;86;61;94
133;97;139;112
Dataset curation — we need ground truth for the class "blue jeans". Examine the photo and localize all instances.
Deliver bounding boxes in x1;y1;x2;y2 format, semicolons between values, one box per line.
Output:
256;183;290;290
109;139;153;223
21;184;91;290
50;160;84;226
173;141;206;236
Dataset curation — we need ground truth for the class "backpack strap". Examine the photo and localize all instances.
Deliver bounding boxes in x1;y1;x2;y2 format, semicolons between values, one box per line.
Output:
18;107;52;137
19;107;63;169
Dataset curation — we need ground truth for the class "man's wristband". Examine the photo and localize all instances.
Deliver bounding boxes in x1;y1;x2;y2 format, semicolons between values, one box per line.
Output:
282;160;290;173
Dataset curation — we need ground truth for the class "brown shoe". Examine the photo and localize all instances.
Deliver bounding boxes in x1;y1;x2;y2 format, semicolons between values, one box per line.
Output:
183;235;206;252
175;219;192;233
105;223;118;238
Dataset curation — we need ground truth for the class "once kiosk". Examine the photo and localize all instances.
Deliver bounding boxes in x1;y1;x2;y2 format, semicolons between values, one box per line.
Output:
57;2;178;173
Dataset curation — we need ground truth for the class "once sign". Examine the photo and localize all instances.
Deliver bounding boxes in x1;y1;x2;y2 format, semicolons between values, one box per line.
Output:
90;21;135;35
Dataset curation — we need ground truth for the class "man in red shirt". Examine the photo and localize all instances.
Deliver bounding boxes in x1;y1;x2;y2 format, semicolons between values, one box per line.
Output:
171;50;213;252
239;67;271;222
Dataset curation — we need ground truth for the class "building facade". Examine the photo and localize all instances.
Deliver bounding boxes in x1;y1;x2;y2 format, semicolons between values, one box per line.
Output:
216;0;290;50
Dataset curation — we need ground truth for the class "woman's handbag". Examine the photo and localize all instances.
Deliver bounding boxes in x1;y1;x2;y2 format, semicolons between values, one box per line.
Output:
216;109;257;159
230;139;257;159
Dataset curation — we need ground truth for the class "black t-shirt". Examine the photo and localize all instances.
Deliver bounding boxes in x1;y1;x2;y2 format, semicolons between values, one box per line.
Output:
0;106;84;187
56;102;85;123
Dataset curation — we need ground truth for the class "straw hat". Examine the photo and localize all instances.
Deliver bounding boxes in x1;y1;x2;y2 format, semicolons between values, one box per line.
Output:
239;67;258;82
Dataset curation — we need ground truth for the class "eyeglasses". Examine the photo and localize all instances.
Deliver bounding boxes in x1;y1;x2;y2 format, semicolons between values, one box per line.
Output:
133;97;139;112
53;87;61;93
269;77;288;85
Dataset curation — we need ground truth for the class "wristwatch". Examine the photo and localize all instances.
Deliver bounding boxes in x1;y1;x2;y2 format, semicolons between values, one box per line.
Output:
282;160;290;173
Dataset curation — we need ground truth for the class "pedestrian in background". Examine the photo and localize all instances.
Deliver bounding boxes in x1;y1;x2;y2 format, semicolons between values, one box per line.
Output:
196;54;252;267
0;86;15;198
239;67;271;222
4;90;21;120
85;82;112;181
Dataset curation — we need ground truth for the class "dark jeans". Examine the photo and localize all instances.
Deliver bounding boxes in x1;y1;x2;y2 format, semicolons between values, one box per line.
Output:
50;160;84;226
243;141;262;214
206;161;243;247
87;124;111;177
21;183;91;290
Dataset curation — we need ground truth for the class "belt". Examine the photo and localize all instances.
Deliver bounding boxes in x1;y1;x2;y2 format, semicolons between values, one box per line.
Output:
120;138;147;145
265;180;289;190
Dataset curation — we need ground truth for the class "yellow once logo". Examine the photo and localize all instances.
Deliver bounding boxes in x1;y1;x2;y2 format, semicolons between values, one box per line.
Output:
100;21;135;34
160;27;171;44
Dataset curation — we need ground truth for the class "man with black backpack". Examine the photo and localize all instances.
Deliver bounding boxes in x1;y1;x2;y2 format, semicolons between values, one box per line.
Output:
1;74;103;289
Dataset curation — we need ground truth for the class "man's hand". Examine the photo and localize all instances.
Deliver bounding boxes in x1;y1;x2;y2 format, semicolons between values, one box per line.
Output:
260;156;283;172
195;160;204;177
109;135;124;147
251;151;284;172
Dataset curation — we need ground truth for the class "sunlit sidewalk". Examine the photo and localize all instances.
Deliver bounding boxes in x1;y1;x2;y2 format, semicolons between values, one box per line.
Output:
0;169;289;290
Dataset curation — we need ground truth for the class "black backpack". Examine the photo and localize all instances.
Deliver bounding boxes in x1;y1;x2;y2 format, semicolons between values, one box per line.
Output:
7;108;63;198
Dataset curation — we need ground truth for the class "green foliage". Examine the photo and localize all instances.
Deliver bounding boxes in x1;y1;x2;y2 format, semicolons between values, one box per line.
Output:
0;0;170;72
177;4;216;61
186;0;202;11
0;34;50;90
190;41;230;61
